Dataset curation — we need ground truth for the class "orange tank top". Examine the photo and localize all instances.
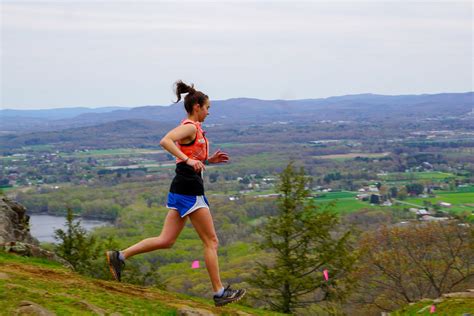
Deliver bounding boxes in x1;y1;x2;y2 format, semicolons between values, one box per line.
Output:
176;119;208;164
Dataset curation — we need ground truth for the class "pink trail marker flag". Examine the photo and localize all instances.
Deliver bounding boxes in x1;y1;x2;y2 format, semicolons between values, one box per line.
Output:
323;269;329;281
430;305;436;313
192;260;200;269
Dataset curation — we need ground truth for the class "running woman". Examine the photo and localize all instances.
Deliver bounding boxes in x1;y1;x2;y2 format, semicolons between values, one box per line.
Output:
106;81;246;307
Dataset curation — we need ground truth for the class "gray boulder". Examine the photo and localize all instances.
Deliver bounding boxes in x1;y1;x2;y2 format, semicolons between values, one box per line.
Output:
0;196;38;245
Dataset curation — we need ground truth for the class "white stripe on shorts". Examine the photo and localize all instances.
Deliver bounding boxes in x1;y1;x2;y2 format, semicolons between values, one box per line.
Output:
181;195;209;217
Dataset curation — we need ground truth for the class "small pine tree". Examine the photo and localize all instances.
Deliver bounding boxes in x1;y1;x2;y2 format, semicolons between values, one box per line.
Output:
54;208;100;273
249;163;357;313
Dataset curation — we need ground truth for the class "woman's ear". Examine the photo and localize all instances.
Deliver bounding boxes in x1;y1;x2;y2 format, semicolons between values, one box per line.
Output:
192;103;201;112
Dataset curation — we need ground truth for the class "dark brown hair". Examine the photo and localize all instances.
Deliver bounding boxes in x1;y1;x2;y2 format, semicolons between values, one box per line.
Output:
174;80;209;114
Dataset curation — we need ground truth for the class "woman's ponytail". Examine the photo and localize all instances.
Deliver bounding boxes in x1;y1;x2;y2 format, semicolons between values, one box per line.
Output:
173;80;209;114
174;80;196;103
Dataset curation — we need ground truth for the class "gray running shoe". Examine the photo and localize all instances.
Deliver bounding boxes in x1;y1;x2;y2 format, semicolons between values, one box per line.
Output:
213;285;246;307
106;250;125;282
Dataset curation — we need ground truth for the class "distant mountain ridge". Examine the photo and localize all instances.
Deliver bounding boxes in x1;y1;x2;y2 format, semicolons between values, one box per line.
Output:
1;92;472;133
0;106;131;120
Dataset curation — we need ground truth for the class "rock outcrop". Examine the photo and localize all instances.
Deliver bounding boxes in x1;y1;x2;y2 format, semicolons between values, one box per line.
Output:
0;196;71;267
0;196;38;245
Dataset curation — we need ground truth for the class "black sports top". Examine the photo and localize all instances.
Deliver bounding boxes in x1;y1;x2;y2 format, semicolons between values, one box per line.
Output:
169;162;204;196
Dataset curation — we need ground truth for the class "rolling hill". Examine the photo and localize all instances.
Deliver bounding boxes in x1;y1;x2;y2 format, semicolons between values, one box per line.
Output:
1;92;472;134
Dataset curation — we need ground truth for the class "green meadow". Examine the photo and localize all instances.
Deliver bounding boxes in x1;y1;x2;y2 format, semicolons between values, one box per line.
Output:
21;145;55;151
406;191;474;213
379;171;457;181
60;148;164;158
312;191;376;214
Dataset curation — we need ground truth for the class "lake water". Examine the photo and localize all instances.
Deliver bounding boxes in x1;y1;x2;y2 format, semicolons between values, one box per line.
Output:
28;214;111;243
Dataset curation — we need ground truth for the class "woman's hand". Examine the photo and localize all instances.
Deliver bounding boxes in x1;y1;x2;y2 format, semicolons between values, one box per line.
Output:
208;149;230;164
186;158;206;173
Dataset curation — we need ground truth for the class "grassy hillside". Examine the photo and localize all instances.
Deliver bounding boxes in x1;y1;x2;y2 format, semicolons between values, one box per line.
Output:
0;252;284;316
392;297;474;315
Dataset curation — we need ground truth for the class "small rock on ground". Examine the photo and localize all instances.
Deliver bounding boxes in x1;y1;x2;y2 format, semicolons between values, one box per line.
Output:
72;300;106;315
176;305;216;316
14;301;55;316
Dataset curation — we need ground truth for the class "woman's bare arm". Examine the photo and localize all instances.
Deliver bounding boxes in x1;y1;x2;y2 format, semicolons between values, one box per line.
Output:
159;124;205;172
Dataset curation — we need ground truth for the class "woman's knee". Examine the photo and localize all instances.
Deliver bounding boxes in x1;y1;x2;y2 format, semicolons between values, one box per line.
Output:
203;235;219;250
162;239;176;249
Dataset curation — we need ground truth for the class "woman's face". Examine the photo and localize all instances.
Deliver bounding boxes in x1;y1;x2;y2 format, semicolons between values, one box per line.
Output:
196;99;210;122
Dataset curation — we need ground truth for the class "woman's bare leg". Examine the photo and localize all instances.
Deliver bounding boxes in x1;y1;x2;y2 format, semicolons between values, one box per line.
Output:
188;207;223;292
121;209;186;259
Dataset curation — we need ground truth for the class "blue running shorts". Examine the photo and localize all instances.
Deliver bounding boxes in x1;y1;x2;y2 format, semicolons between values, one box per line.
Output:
166;193;210;218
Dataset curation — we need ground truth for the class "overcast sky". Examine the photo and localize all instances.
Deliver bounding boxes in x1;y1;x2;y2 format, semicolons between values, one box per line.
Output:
1;0;472;109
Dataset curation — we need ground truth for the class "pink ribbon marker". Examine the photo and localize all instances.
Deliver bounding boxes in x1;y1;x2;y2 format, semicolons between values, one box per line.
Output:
430;305;436;313
323;269;329;281
191;260;200;269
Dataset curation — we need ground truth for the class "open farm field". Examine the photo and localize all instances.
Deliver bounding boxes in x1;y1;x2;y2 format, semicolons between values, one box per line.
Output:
214;190;370;214
312;193;376;214
0;156;24;162
456;185;474;193
444;149;474;158
405;191;474;213
216;143;260;149
313;152;390;160
146;164;177;172
379;171;458;182
313;198;377;214
0;186;15;192
105;163;174;170
21;145;55;151
60;148;165;158
313;191;358;200
219;152;292;173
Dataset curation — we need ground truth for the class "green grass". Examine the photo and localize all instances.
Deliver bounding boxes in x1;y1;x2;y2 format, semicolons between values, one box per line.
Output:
313;191;358;200
241;190;375;214
379;171;456;181
0;156;24;162
312;197;376;214
21;145;55;151
405;191;474;213
214;143;259;149
60;148;164;158
393;298;474;315
309;190;381;214
413;172;456;180
244;189;278;196
0;251;284;316
457;185;474;193
0;252;64;269
0;186;16;192
220;152;290;171
313;152;390;161
0;276;175;315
